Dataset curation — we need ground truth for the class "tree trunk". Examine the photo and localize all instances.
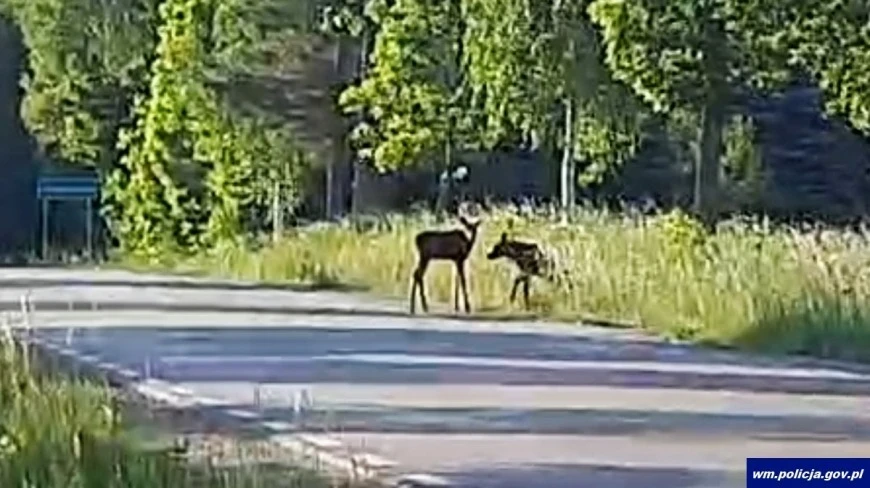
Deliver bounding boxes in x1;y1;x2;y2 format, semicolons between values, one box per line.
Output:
560;97;574;223
350;27;371;219
325;38;341;220
693;96;725;225
694;12;728;226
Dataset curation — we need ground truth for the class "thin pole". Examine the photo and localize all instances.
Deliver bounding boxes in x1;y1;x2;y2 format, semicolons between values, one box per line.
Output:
41;198;49;261
85;197;93;261
271;180;280;243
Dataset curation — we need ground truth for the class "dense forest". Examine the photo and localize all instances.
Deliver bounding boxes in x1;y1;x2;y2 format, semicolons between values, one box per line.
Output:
0;0;869;259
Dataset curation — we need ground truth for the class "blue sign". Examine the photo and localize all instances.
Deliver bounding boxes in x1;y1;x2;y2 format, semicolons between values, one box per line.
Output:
36;175;99;199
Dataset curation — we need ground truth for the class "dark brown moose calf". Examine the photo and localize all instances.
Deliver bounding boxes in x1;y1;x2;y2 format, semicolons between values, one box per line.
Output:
486;232;571;310
409;215;481;314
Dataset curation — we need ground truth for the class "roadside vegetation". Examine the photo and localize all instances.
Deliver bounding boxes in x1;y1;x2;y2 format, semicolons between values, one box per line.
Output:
3;0;870;366
0;330;342;488
124;205;870;364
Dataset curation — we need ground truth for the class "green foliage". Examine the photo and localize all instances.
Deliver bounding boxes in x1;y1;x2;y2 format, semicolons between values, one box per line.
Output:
588;0;792;113
194;107;304;245
588;0;795;219
103;0;313;258
201;0;316;244
0;332;335;487
721;114;765;210
106;0;213;259
3;0;316;258
790;1;870;134
3;0;157;167
462;0;646;185
4;0;870;259
319;0;368;37
338;0;470;172
653;207;708;265
212;0;322;74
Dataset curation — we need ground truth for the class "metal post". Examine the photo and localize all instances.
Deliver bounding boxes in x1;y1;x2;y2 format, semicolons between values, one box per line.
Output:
85;197;93;261
41;198;49;260
559;97;574;225
271;180;281;243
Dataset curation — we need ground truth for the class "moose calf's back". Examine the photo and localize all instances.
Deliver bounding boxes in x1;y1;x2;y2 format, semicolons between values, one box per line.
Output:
415;230;472;259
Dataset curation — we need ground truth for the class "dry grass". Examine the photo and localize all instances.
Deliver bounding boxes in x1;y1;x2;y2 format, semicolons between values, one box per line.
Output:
125;205;870;363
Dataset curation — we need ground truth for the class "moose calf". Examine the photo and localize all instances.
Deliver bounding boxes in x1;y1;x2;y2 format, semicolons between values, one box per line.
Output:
409;215;481;314
486;232;571;310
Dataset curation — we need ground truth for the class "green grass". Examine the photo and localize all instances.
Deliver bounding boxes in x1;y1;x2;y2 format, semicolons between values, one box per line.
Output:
0;330;338;488
121;205;870;363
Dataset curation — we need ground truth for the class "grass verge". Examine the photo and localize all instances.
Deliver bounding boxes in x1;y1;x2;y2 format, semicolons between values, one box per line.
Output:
119;206;870;363
0;330;347;488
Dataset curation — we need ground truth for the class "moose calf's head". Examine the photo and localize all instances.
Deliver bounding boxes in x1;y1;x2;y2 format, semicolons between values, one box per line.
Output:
487;232;512;260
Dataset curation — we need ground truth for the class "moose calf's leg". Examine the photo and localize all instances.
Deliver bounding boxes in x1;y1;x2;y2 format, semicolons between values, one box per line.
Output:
409;273;417;314
409;274;418;314
522;276;532;310
410;259;430;314
457;261;471;313
418;270;430;313
453;273;459;312
509;276;523;304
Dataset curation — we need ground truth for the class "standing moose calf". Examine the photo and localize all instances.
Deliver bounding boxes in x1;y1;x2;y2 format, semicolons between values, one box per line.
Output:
486;232;572;310
409;215;481;314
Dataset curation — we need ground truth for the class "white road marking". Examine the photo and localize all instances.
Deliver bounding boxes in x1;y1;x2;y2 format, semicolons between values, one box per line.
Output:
297;434;344;450
224;408;260;419
395;473;453;486
261;420;295;431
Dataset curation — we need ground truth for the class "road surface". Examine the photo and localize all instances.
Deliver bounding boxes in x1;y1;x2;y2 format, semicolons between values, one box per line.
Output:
4;267;870;488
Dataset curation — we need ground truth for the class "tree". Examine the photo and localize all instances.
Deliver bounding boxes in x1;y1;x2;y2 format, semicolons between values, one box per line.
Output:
206;0;319;237
790;1;870;134
105;0;214;257
107;0;315;255
589;0;793;222
337;0;473;177
462;0;647;219
3;0;158;169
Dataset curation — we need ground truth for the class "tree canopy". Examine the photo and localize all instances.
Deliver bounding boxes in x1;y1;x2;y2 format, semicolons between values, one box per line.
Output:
3;0;158;167
588;0;797;220
790;0;870;133
336;0;472;172
1;0;870;253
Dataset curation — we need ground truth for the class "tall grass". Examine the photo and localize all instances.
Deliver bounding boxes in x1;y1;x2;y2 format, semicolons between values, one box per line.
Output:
0;331;334;488
130;205;870;363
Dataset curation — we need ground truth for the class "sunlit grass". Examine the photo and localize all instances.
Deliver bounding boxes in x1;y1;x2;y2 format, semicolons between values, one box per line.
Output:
124;205;870;362
0;331;337;488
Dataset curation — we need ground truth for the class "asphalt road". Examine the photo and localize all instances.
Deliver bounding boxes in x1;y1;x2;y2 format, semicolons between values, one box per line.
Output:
4;267;870;488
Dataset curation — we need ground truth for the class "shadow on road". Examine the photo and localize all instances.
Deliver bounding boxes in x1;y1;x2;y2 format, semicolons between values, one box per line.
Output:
27;321;870;488
30;325;870;396
144;398;870;442
0;275;634;326
284;407;870;442
0;276;368;293
0;299;566;324
239;404;870;440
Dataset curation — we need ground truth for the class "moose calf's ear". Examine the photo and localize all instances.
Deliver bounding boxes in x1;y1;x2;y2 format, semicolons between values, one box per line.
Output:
500;232;507;242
